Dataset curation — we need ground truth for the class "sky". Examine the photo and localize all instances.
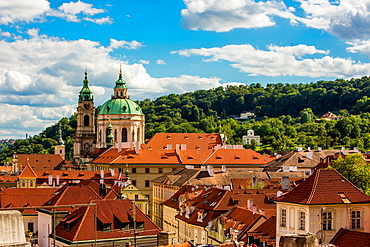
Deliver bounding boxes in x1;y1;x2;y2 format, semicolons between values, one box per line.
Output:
1;0;370;139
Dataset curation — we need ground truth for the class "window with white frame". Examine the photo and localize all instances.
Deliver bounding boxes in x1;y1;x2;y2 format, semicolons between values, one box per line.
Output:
323;212;333;230
299;211;305;230
352;210;362;229
281;208;287;227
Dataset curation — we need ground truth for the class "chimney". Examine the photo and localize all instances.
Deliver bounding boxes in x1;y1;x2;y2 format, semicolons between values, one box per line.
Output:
252;176;258;187
318;147;322;152
110;169;115;177
341;147;346;154
307;147;311;151
307;152;313;159
48;175;53;186
247;199;254;210
281;176;290;190
354;147;359;153
222;165;226;173
118;142;122;153
56;175;60;186
207;165;214;177
100;170;104;179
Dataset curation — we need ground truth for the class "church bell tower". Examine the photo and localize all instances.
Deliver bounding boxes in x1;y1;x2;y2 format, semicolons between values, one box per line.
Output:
73;72;96;163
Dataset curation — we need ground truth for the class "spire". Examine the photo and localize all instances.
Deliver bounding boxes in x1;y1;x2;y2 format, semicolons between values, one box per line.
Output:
79;71;93;102
113;65;128;99
58;124;64;146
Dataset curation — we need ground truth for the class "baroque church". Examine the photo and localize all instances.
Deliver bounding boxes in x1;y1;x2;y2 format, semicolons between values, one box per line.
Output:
73;69;145;163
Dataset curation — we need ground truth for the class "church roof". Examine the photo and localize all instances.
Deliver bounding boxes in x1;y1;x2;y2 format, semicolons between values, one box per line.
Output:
98;98;143;115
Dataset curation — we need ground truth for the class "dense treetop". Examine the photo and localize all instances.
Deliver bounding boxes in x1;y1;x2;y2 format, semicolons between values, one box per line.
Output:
2;76;370;162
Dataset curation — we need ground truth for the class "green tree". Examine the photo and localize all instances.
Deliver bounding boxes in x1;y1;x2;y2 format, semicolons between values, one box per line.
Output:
330;154;370;195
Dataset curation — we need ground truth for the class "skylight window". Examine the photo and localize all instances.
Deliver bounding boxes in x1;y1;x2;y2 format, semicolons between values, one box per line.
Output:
203;201;208;204
210;202;217;207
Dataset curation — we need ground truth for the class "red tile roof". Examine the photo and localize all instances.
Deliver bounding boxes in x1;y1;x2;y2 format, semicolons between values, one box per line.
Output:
54;199;161;243
329;228;370;247
42;183;102;212
146;133;222;150
248;216;276;247
221;206;267;239
17;154;64;170
19;163;38;178
275;169;370;205
0;188;58;214
92;148;274;166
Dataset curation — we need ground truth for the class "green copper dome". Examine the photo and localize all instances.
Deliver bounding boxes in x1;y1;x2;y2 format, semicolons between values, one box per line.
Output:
98;98;143;115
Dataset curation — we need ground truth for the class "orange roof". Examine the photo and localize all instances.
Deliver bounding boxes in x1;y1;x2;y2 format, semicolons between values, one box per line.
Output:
146;133;222;150
203;149;275;165
54;199;161;242
0;188;58;214
17;154;64;170
19;163;38;178
275;169;370;205
92;148;274;166
330;228;370;247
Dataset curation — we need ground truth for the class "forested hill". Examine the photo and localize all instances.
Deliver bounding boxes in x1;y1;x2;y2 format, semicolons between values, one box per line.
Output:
2;76;370;162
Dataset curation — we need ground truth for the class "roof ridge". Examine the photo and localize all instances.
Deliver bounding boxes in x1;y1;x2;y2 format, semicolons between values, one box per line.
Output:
200;148;218;164
73;205;90;241
306;169;320;204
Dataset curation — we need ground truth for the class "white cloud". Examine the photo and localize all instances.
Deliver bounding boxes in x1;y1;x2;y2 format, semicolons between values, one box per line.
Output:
296;0;370;40
84;16;113;25
181;0;296;32
172;44;370;77
0;0;50;25
139;60;150;64
109;39;144;50
346;40;370;57
0;31;225;138
49;0;112;24
156;59;166;65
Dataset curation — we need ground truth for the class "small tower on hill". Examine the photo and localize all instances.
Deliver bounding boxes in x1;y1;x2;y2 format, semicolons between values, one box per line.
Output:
55;124;66;160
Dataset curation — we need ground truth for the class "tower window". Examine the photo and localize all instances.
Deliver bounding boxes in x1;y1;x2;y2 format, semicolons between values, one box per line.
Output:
84;115;89;126
122;128;127;142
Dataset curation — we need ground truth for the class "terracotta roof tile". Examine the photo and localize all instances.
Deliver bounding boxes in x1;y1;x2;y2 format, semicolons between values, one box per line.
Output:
54;199;161;242
275;169;370;204
146;133;222;150
330;228;370;247
17;154;64;170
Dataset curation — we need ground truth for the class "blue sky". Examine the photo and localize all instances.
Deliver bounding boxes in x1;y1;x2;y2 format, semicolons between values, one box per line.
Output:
1;0;370;139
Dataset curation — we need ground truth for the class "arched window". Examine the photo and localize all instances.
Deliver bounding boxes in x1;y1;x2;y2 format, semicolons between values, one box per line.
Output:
84;115;89;126
122;128;127;142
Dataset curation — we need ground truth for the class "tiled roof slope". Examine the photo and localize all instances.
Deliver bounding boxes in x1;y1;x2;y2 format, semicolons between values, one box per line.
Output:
151;168;200;186
248;216;276;246
204;149;275;165
42;183;102;212
162;185;206;209
146;133;222;150
0;188;58;214
17;154;64;170
275;169;370;204
19;163;38;178
92;148;274;166
54;199;161;243
222;206;266;237
329;228;370;247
